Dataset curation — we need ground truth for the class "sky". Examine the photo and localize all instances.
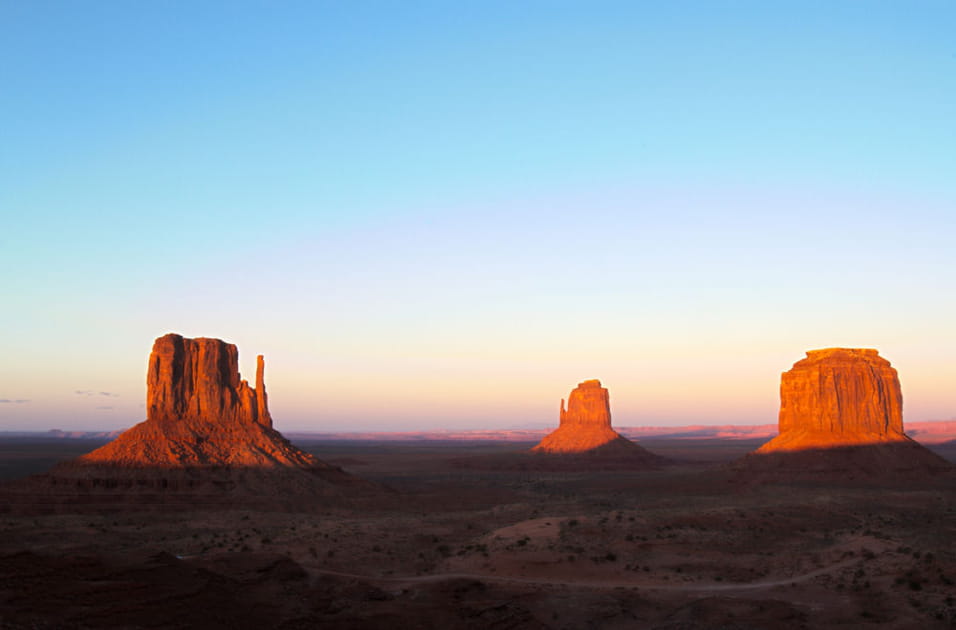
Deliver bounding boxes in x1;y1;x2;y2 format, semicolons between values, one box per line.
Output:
2;1;955;432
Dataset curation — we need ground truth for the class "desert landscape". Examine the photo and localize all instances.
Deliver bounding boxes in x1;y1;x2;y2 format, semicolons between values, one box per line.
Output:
4;5;954;628
1;338;955;629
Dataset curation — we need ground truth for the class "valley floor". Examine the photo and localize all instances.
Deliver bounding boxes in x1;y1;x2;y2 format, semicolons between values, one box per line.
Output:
1;437;955;629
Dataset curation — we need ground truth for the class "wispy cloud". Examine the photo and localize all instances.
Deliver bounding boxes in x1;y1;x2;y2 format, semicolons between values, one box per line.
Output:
74;390;119;398
0;399;30;404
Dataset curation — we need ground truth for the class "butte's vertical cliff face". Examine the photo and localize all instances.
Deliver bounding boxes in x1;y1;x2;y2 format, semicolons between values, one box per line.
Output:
558;379;612;430
734;348;952;477
759;348;907;452
146;334;271;428
532;380;634;454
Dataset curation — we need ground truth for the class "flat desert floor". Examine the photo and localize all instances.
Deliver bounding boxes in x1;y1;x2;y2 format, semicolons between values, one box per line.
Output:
1;437;955;629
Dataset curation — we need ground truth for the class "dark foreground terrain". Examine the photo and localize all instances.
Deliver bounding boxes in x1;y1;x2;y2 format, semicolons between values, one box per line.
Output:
1;436;955;629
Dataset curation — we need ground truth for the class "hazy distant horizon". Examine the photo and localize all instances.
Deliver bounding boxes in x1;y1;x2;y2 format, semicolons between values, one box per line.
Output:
2;3;954;432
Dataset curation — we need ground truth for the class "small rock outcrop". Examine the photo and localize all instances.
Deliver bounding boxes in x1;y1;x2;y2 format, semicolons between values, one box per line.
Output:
759;348;905;452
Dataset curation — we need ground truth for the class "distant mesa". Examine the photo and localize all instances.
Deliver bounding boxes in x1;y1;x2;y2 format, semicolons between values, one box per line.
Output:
528;379;665;467
734;348;952;478
532;379;618;453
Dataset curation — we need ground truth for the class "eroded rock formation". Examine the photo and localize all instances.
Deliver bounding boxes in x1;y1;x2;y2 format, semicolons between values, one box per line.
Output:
532;380;619;453
734;348;952;479
146;334;271;428
530;380;661;468
759;348;906;452
68;333;338;471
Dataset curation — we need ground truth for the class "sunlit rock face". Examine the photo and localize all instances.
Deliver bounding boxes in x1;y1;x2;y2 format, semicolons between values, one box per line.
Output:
531;380;625;453
759;348;907;452
147;334;272;428
731;348;952;480
75;333;321;468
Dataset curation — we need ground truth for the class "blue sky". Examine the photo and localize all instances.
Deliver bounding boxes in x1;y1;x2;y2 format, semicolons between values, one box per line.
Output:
2;2;955;431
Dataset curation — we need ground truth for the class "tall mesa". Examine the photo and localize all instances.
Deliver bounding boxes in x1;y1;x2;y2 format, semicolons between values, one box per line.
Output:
759;348;906;452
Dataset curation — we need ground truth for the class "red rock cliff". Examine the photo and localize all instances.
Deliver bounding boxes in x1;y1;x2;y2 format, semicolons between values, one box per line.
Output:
758;348;909;452
76;333;321;468
147;334;271;428
532;380;623;453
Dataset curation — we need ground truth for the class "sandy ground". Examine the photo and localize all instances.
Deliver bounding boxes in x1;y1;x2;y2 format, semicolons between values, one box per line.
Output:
1;437;955;629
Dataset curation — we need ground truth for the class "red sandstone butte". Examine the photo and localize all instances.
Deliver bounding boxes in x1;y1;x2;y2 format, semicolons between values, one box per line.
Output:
532;380;636;454
74;333;323;468
732;347;952;480
758;348;909;453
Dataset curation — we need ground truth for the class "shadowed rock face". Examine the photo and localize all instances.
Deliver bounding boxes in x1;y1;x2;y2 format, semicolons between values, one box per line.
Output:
759;348;907;453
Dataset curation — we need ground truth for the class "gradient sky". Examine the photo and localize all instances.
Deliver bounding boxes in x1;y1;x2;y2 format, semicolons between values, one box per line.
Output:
2;2;955;432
